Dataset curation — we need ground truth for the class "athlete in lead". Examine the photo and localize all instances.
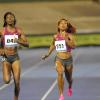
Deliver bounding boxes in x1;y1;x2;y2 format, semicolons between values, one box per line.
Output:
42;18;76;100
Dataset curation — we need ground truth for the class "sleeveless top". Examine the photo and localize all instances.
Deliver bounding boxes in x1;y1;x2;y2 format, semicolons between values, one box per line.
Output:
1;27;21;47
54;33;71;52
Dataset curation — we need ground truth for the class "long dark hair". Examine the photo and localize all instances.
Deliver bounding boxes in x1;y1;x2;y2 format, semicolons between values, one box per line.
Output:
3;12;16;27
57;18;76;34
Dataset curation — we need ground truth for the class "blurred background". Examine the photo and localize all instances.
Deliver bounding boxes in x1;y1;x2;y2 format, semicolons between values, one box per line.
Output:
0;0;100;48
0;0;100;100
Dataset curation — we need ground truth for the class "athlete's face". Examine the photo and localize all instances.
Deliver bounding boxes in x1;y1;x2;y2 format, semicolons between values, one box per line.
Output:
58;20;68;31
6;14;15;25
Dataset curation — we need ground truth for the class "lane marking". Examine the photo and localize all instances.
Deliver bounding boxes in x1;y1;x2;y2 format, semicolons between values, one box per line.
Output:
0;48;82;99
41;79;57;100
0;59;44;91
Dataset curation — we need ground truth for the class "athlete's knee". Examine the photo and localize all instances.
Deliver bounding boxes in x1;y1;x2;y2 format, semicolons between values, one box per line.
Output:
4;79;10;84
57;71;63;79
15;81;20;88
58;71;63;75
66;65;73;71
3;76;10;84
56;66;64;75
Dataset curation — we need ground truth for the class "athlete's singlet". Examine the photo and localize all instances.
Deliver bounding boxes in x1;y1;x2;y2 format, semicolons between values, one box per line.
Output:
55;33;71;52
2;27;20;47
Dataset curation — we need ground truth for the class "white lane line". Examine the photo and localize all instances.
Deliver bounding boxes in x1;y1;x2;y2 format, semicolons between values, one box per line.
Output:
0;60;44;91
0;48;82;94
0;81;12;90
41;79;57;100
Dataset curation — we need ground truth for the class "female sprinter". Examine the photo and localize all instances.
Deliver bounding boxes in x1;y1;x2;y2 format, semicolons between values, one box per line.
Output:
0;12;29;100
42;18;76;100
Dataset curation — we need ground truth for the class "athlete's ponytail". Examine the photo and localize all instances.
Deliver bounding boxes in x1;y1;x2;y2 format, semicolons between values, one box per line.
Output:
66;22;76;34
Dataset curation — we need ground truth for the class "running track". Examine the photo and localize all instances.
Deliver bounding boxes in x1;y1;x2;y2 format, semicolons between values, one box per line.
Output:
0;47;100;100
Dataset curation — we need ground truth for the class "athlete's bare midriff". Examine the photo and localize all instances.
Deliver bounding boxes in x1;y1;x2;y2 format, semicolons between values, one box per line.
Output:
57;51;71;59
4;47;17;56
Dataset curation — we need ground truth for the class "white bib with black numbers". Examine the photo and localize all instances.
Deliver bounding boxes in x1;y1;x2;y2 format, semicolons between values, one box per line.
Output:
5;34;18;47
55;40;67;52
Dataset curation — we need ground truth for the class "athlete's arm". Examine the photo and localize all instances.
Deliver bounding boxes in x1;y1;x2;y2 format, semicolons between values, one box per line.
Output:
42;36;55;60
0;30;4;55
17;28;29;48
66;34;76;48
47;37;55;56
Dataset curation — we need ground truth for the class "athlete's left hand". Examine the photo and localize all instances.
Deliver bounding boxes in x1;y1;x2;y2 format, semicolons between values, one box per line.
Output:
42;54;49;60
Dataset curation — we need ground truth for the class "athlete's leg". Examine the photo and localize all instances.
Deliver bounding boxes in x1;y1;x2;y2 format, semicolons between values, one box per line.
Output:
12;60;21;100
64;64;73;88
64;64;73;96
55;60;64;96
2;61;11;84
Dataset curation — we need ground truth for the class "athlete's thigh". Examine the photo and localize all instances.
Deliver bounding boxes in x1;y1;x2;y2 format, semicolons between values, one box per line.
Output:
65;64;73;72
2;61;11;80
12;60;21;80
55;60;64;74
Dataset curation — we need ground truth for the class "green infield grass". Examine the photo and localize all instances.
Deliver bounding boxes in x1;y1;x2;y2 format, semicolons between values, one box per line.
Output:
27;33;100;48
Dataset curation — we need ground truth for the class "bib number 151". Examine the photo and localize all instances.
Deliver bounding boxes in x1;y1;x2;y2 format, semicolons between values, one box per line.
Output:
55;40;67;52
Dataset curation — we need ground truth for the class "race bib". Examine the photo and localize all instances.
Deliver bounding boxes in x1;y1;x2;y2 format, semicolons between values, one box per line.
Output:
55;40;67;52
5;35;18;47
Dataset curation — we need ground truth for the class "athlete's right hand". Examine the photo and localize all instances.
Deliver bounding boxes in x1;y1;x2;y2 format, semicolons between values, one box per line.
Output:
42;54;49;60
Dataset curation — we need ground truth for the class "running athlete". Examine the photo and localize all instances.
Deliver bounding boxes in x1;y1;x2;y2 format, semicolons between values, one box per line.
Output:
0;12;29;100
42;18;76;100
